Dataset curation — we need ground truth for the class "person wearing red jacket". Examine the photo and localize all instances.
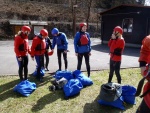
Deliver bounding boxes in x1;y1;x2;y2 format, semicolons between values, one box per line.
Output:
31;29;48;82
108;26;125;84
14;25;31;81
136;35;150;113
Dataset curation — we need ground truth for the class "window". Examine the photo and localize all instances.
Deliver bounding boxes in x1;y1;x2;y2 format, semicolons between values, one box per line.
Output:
122;18;133;33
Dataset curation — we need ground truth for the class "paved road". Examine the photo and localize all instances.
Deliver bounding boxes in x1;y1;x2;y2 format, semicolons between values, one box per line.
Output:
0;38;140;75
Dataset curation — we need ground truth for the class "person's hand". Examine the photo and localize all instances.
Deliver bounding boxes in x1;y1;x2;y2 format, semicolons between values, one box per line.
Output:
31;56;34;61
18;57;22;61
75;53;78;56
89;52;91;56
111;34;116;39
64;50;67;54
52;49;54;53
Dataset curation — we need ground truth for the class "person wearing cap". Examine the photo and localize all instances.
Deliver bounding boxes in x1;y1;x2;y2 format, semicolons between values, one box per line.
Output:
108;26;125;84
74;22;91;77
31;29;49;82
44;36;52;71
51;28;68;71
136;35;150;113
14;25;31;81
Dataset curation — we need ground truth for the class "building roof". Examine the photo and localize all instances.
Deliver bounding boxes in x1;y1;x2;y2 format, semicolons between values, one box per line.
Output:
9;20;48;25
100;4;150;15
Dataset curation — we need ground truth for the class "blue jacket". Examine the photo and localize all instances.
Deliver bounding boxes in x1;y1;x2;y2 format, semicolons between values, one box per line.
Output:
74;31;91;53
52;32;68;50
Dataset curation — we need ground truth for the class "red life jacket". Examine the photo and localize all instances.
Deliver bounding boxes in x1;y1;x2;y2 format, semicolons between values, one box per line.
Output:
78;33;89;46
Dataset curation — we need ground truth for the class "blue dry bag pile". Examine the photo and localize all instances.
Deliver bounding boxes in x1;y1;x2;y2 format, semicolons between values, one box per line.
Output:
14;80;36;97
53;70;93;98
98;84;136;110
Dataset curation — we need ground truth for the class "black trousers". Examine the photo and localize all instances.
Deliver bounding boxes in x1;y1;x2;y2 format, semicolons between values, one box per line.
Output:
57;49;68;70
108;59;121;84
136;99;150;113
17;55;28;81
77;52;90;77
45;50;49;68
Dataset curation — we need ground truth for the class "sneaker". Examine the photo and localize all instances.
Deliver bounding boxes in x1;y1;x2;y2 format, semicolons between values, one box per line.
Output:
45;68;49;71
56;69;61;72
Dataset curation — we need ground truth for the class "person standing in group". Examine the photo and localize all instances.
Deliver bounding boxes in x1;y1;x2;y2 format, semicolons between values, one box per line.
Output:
74;22;91;77
45;36;52;71
136;35;150;113
14;25;31;81
108;26;125;84
51;28;68;71
31;29;48;82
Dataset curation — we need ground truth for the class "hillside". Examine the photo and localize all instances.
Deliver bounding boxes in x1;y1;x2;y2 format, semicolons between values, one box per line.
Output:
0;0;103;39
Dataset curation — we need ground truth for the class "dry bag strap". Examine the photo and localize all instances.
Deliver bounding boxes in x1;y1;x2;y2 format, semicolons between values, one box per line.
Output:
140;88;150;98
135;77;145;96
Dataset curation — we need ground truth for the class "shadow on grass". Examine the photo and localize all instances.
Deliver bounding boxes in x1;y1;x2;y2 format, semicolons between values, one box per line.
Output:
31;90;65;112
83;94;135;113
0;74;53;102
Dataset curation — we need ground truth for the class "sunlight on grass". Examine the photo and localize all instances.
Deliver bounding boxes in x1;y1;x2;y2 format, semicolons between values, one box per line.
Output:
0;68;144;113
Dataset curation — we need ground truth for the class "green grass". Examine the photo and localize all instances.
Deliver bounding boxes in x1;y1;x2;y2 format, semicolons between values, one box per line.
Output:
0;68;143;113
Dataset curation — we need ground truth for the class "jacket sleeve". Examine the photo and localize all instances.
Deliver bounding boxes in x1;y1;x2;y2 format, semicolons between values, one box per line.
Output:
74;33;79;53
47;37;52;50
14;36;21;57
108;38;113;47
31;38;37;57
62;33;68;50
87;33;91;52
52;37;56;49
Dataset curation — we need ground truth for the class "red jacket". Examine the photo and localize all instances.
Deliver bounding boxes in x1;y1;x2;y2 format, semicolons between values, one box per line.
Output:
143;82;150;109
108;37;125;61
14;34;30;57
139;35;150;63
31;36;46;56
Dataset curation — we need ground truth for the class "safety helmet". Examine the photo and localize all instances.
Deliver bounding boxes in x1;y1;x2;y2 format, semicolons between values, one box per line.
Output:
40;29;48;36
114;26;123;35
21;26;31;32
51;28;59;35
79;22;87;29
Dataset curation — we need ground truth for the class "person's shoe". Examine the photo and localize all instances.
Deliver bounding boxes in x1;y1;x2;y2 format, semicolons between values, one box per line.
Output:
56;69;61;72
45;68;49;71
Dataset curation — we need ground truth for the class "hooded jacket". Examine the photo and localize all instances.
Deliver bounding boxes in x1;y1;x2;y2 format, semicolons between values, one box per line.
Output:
74;31;91;53
52;32;68;50
108;37;125;61
139;35;150;63
31;35;46;56
14;33;30;57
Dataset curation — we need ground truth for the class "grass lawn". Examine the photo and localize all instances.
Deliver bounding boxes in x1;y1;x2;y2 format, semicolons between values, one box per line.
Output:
0;68;143;113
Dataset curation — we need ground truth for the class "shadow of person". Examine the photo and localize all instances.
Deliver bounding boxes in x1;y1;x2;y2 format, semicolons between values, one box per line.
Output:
83;93;134;113
31;90;65;112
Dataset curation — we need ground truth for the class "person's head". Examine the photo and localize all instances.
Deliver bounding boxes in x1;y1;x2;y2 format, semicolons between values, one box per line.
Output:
40;29;48;39
113;26;123;38
79;22;87;32
21;26;31;36
51;28;59;36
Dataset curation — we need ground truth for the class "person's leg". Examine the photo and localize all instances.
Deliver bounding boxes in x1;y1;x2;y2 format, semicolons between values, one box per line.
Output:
77;53;83;70
108;59;115;83
45;51;49;71
114;61;121;84
23;55;29;80
136;99;150;113
16;57;24;81
35;55;41;79
84;52;90;77
63;51;68;70
57;49;62;71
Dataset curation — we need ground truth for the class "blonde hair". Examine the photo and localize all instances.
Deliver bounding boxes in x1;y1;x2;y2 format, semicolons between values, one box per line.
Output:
15;31;22;37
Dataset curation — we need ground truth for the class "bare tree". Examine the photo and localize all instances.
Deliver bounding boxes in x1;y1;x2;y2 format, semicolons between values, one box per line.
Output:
86;0;93;31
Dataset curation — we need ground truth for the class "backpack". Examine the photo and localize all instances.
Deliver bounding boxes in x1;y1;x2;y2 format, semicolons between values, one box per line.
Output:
78;33;89;46
99;82;122;102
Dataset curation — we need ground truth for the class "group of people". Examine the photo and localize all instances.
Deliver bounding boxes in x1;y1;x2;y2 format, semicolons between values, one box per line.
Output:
14;22;91;82
14;23;150;112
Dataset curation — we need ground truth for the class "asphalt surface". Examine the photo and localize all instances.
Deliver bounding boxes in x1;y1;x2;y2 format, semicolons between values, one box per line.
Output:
0;38;140;75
